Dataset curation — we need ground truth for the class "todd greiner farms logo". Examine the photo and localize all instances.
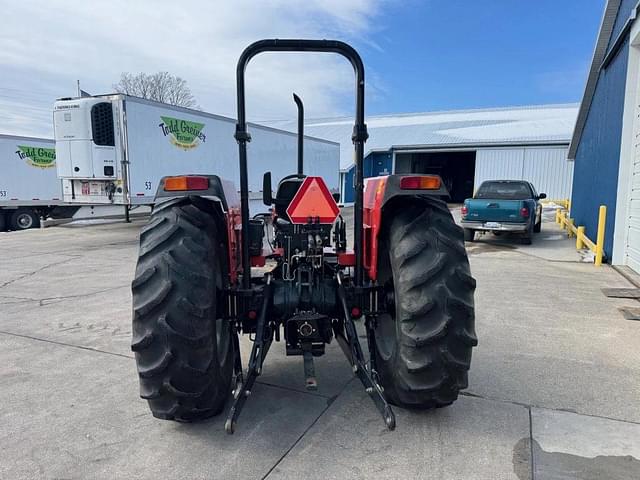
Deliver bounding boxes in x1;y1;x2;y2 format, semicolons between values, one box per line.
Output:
159;116;206;150
15;145;56;168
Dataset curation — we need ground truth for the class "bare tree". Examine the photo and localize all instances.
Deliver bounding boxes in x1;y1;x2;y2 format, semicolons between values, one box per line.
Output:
113;72;198;108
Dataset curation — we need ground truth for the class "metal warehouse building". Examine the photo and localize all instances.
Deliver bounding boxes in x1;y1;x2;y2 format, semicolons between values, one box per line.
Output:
271;104;578;204
569;0;640;273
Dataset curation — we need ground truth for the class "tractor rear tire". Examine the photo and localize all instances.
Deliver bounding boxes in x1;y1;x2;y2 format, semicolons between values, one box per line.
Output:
131;196;233;422
375;198;477;409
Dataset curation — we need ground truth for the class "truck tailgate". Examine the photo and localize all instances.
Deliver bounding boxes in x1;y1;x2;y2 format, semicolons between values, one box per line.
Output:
466;199;524;222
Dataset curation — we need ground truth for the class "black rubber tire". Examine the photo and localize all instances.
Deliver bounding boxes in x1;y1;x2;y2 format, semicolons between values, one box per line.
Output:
9;208;40;230
131;196;233;422
0;212;6;232
463;228;475;242
374;198;477;409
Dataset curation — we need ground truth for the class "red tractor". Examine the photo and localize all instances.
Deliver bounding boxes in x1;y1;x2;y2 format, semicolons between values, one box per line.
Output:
131;39;477;433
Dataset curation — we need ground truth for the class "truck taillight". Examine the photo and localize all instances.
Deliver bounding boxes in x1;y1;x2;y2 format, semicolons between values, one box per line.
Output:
399;175;441;190
164;176;209;191
520;207;530;218
461;205;468;217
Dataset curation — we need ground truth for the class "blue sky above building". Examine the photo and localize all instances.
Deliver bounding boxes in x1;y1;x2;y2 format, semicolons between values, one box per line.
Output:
0;0;605;137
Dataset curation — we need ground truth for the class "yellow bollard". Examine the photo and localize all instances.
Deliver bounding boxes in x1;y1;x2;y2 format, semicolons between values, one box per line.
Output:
556;208;561;224
567;218;574;238
576;226;585;249
595;205;607;266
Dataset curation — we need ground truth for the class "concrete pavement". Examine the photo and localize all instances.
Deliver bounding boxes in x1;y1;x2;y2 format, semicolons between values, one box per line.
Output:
1;213;639;479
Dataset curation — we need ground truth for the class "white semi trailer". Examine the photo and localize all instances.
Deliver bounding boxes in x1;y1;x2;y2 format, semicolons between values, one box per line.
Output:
0;134;150;231
0;134;76;230
53;94;340;214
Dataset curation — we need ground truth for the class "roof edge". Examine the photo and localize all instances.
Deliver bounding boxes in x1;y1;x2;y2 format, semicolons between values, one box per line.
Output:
306;103;580;126
568;0;623;159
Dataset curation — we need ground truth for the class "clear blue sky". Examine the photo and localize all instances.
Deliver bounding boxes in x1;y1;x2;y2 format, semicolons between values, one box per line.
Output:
364;0;605;114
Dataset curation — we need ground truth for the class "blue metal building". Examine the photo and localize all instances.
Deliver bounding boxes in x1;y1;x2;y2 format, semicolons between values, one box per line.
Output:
569;0;640;272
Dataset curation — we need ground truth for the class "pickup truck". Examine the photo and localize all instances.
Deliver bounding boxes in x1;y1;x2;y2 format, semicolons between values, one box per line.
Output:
460;180;545;244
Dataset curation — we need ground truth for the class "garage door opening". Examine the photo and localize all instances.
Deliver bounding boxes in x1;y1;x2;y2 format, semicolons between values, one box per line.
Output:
395;151;476;203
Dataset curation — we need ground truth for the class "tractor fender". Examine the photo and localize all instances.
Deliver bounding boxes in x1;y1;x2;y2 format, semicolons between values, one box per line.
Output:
154;174;239;210
154;175;242;284
363;174;449;281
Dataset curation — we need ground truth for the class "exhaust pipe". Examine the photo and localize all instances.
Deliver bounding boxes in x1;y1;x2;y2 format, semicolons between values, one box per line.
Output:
293;93;304;176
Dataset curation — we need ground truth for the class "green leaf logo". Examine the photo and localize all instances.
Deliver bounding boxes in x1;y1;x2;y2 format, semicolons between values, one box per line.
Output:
16;145;56;168
159;116;206;150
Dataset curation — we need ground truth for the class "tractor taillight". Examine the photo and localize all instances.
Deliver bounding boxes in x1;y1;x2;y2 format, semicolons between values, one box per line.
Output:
461;205;468;217
164;176;209;191
520;207;530;218
399;175;441;190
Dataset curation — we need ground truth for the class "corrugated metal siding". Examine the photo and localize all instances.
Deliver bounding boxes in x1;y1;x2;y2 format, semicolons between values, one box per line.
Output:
474;149;525;189
571;38;630;259
626;133;640;271
608;0;637;52
366;151;393;177
522;148;574;199
475;147;573;198
343;165;355;203
342;151;392;203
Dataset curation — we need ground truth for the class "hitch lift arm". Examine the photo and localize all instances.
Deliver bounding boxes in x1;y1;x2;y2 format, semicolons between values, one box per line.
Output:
335;273;395;430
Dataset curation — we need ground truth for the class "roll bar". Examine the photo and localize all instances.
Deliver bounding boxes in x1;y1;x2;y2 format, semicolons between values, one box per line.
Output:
234;39;368;289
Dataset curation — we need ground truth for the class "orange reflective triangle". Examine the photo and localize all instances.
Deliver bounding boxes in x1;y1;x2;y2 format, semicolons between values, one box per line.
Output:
286;177;339;224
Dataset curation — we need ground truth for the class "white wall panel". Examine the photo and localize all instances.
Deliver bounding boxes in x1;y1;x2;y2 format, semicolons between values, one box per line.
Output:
474;148;525;190
522;147;573;199
474;146;572;199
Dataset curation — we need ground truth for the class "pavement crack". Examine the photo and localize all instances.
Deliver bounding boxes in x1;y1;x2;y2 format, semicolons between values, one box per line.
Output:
0;256;81;290
37;285;130;306
528;407;535;480
261;378;355;480
0;330;134;360
255;379;331;399
461;390;640;426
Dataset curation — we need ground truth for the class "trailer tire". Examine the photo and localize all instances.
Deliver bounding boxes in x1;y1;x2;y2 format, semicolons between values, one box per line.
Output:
0;212;5;232
131;196;233;422
375;198;477;409
9;208;40;230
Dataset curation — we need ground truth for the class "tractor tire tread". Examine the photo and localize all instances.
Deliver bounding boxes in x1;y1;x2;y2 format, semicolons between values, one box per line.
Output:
131;197;232;422
376;198;477;409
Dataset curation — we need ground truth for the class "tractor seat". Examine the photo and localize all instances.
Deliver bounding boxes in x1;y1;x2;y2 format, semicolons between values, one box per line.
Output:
274;174;306;221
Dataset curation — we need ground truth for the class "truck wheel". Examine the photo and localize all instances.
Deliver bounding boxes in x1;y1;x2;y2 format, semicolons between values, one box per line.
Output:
131;197;233;421
463;228;475;242
521;222;533;244
0;212;5;232
9;208;40;230
533;217;542;233
375;199;477;409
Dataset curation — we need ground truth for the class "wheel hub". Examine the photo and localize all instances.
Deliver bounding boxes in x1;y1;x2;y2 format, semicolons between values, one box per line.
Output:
17;214;33;229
